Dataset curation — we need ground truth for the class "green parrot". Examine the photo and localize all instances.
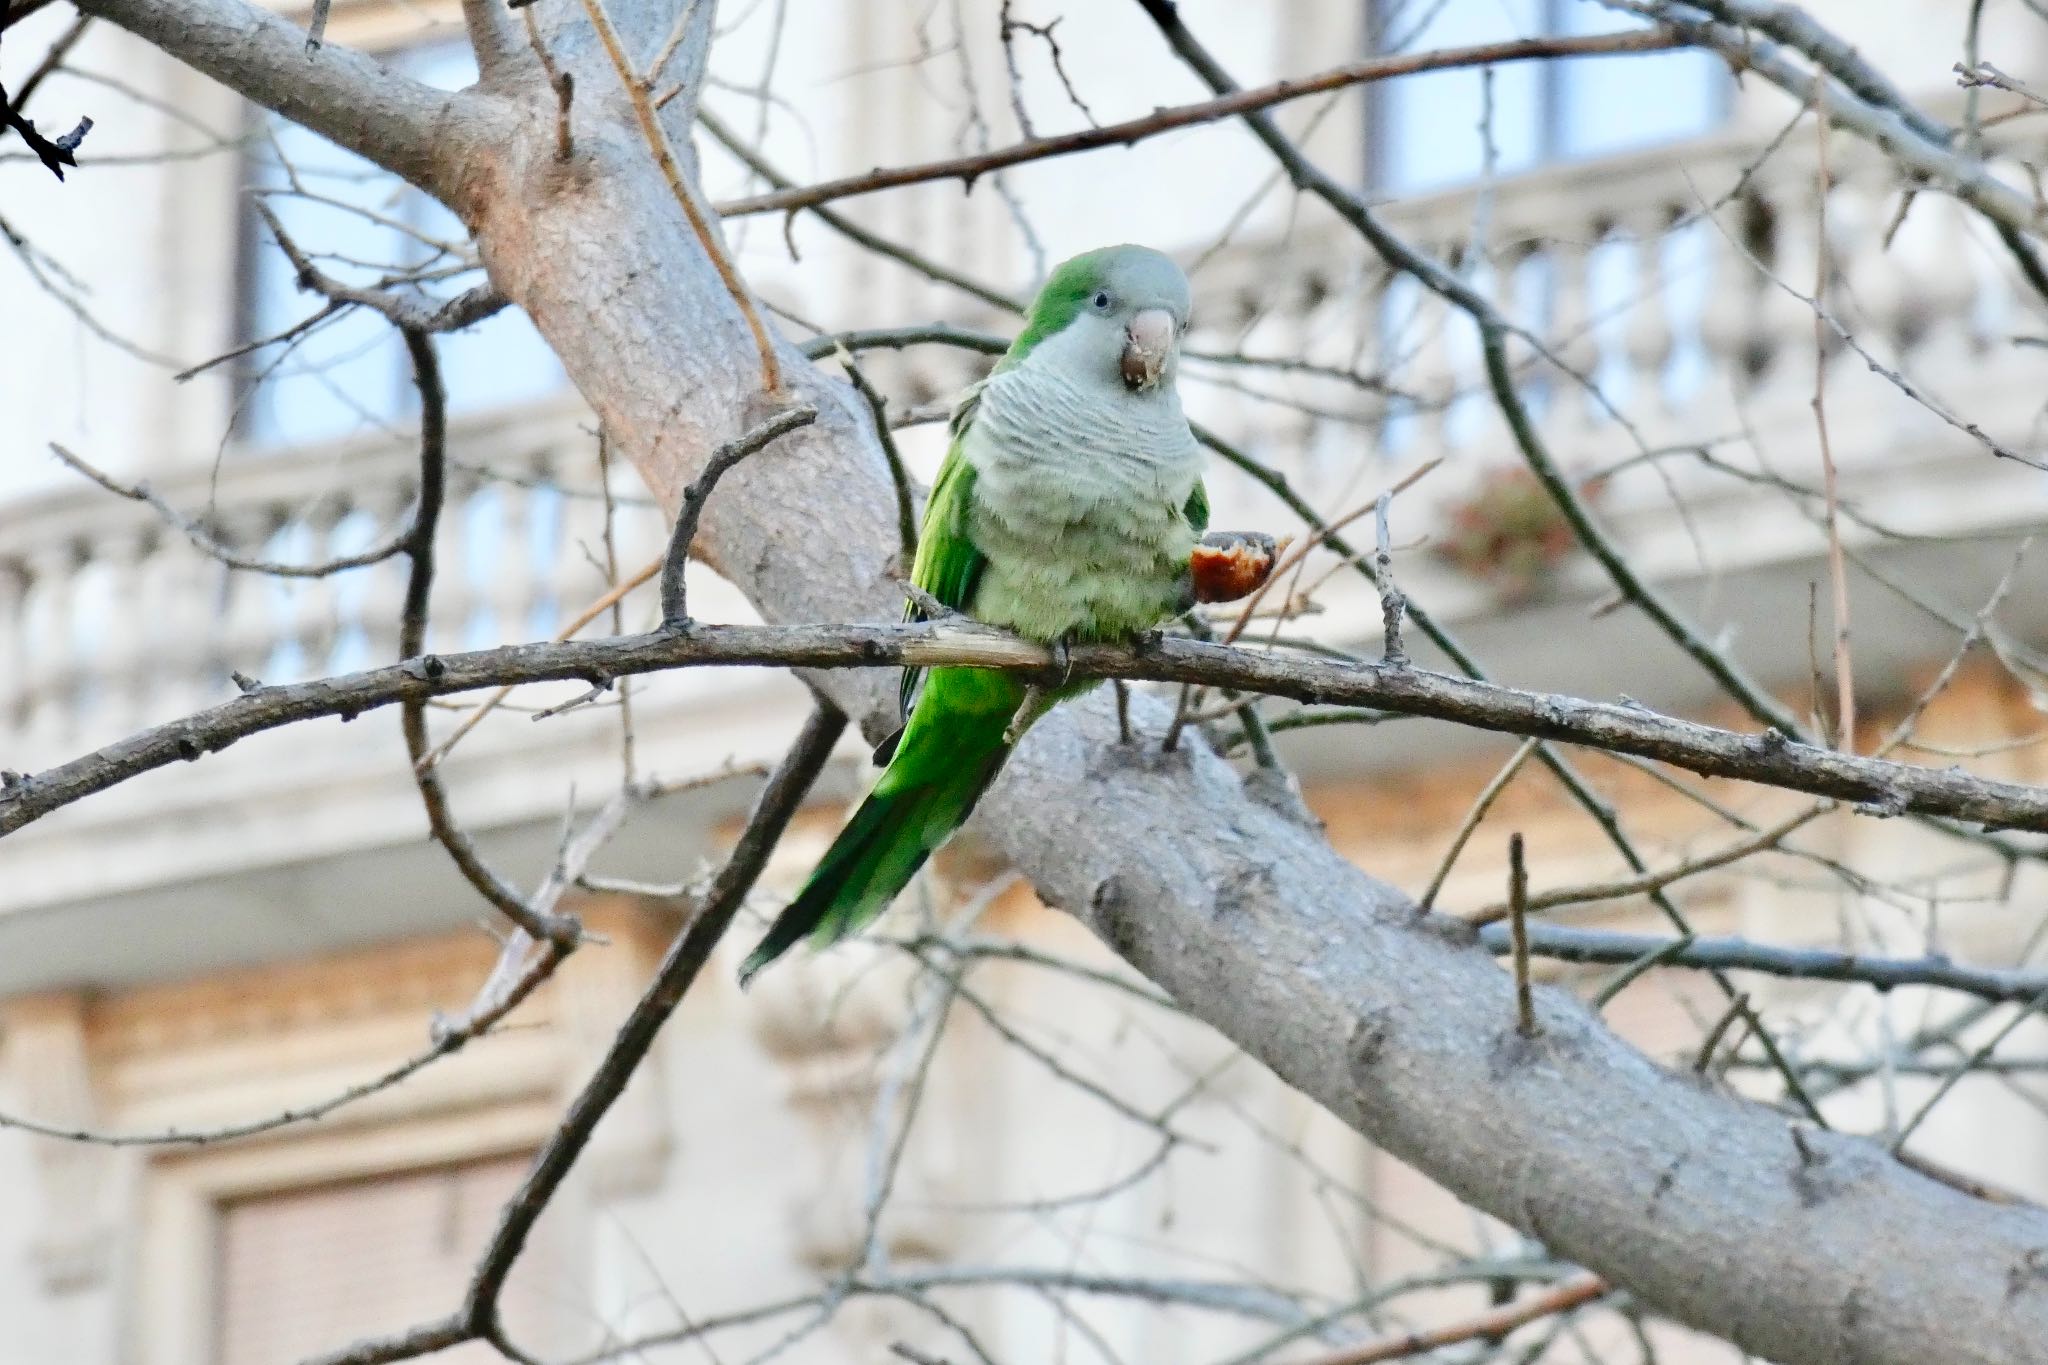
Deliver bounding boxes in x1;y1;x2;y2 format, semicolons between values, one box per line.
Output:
738;244;1215;986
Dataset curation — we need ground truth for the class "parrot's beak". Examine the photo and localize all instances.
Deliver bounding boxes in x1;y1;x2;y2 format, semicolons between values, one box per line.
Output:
1120;308;1176;391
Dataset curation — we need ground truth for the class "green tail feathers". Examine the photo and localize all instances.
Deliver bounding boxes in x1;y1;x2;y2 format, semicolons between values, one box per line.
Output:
737;667;1025;986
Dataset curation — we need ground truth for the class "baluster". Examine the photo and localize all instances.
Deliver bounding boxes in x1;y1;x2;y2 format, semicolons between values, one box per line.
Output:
1621;207;1678;445
1403;256;1463;458
431;470;485;652
217;509;284;686
540;442;597;637
0;554;30;744
284;496;346;677
146;530;221;719
1751;172;1820;410
85;525;151;739
348;476;415;665
1540;229;1601;446
1698;190;1772;404
19;542;82;753
1890;194;1982;379
488;467;539;644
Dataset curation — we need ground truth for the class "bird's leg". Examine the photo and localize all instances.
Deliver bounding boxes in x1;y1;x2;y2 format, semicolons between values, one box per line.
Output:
1114;679;1133;743
1050;634;1074;687
1005;685;1059;746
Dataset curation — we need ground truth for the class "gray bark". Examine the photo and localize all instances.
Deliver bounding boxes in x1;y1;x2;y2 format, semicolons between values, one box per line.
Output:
64;0;2048;1358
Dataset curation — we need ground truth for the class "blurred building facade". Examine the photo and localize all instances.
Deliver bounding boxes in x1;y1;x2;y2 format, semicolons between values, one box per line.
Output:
4;1;2048;1360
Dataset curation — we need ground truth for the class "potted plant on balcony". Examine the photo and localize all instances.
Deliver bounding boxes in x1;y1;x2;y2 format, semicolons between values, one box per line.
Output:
1430;463;1607;606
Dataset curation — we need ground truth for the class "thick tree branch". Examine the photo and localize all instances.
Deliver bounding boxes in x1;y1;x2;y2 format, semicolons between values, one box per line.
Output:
72;0;496;196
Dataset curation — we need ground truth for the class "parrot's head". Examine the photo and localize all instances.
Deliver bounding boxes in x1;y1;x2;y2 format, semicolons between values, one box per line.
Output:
1013;244;1191;395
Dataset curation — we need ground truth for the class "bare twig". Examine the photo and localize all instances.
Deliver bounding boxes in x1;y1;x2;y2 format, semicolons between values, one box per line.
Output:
257;201;508;333
1467;806;1831;924
1507;833;1538;1038
1301;1276;1608;1365
1811;91;1855;750
49;442;418;578
658;405;818;625
713;31;1680;219
1420;738;1540;911
415;554;662;773
1480;923;2048;1006
390;329;576;945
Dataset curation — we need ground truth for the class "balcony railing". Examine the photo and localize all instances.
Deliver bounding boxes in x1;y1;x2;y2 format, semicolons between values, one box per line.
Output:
0;403;673;771
1187;127;2021;488
4;128;2043;780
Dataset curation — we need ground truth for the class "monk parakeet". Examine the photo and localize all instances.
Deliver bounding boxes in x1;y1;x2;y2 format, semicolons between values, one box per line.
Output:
740;244;1266;985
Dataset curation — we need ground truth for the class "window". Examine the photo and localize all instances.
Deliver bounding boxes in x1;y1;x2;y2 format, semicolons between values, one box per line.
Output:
236;42;563;448
213;1154;557;1364
1370;0;1727;194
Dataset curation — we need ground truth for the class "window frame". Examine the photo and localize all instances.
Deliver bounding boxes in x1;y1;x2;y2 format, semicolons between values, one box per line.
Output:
1362;0;1732;194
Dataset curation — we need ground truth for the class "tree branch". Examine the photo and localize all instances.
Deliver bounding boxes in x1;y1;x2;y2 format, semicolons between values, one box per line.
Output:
72;0;495;196
1482;922;2048;1006
9;620;2048;839
712;30;1680;219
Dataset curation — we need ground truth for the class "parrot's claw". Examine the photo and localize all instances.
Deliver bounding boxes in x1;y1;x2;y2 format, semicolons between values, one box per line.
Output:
1050;636;1074;687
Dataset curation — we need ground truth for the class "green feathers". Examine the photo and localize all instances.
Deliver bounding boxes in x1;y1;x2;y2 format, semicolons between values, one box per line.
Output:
738;243;1204;985
898;437;985;723
736;665;1022;987
999;247;1117;369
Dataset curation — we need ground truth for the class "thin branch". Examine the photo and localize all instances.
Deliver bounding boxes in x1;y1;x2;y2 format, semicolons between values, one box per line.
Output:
257;201;508;333
48;442;418;578
658;404;818;625
837;356;920;567
12;621;2048;838
1301;1276;1608;1365
1811;91;1855;749
1419;737;1540;911
1479;923;2048;1006
713;30;1681;218
390;329;576;945
1467;806;1831;924
697;106;1025;316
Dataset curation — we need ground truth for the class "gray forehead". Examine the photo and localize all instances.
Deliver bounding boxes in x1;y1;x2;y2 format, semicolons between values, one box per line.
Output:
1104;249;1191;312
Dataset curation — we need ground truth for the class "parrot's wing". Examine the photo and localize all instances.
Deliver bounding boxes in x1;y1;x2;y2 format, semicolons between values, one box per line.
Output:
1183;478;1210;535
896;396;988;727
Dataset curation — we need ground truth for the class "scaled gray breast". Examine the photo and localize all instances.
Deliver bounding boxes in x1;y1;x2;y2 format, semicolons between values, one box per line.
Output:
966;365;1199;523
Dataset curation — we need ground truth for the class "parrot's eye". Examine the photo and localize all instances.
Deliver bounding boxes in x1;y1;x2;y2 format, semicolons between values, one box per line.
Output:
1093;291;1111;310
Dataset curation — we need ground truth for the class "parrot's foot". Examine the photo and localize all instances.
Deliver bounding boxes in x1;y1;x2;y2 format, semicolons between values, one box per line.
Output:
1049;635;1075;687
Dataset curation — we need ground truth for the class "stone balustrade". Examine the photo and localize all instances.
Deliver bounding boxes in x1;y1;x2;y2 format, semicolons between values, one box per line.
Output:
4;127;2042;778
0;404;670;770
